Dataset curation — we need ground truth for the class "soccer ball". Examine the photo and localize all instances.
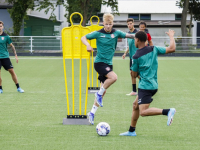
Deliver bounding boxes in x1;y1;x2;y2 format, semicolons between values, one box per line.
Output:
96;122;110;136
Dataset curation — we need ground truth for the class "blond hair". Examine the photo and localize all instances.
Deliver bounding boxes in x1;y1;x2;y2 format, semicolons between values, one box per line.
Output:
103;13;114;22
0;21;4;26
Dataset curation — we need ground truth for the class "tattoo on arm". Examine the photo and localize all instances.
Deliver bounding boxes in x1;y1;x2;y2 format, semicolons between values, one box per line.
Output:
126;33;135;39
11;44;17;55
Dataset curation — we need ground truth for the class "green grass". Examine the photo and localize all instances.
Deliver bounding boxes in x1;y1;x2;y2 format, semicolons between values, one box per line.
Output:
0;56;200;150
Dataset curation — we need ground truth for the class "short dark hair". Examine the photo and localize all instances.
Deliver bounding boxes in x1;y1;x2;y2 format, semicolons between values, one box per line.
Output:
135;31;147;42
0;21;4;26
139;21;146;27
126;18;134;23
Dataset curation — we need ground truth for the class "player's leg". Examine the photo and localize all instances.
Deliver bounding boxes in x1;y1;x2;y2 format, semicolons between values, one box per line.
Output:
0;69;2;94
127;59;137;96
87;67;108;125
138;89;176;125
7;68;24;93
103;71;117;89
8;68;18;84
119;96;139;136
3;58;24;93
94;63;114;107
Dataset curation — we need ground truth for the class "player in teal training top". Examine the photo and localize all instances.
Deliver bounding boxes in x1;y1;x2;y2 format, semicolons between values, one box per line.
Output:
81;13;136;125
122;18;138;96
0;21;24;93
119;29;176;136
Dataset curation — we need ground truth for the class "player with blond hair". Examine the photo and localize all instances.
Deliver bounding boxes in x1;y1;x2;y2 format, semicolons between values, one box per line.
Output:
0;21;24;93
81;13;136;125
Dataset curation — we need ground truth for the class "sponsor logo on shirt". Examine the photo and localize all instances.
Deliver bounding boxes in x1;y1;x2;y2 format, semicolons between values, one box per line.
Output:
100;35;105;37
111;34;115;38
105;67;110;71
1;37;4;40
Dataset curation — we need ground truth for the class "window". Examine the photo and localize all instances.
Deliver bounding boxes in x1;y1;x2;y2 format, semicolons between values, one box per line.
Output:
140;14;151;20
175;14;182;20
128;14;139;20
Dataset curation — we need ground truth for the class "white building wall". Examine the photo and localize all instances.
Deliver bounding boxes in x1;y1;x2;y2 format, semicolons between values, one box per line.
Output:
151;14;175;20
113;13;191;21
114;14;128;21
27;0;68;29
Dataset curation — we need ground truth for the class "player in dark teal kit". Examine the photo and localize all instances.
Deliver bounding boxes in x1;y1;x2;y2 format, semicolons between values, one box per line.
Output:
120;29;176;136
0;21;24;93
81;13;136;125
122;18;138;96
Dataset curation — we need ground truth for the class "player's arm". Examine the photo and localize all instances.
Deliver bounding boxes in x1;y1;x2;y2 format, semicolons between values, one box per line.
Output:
10;43;18;63
125;33;135;39
165;29;176;54
122;47;129;59
148;40;153;46
132;71;138;78
81;36;93;52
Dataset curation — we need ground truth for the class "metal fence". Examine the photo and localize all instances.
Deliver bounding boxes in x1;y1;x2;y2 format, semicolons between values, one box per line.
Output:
117;37;200;52
9;36;61;53
8;36;200;54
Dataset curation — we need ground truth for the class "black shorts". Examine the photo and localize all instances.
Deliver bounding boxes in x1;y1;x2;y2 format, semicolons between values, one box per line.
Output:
94;62;113;83
130;59;133;70
138;88;158;105
0;58;13;71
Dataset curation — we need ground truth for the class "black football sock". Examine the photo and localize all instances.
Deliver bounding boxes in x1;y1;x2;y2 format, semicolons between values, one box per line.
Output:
129;126;135;132
16;83;19;89
0;86;2;89
132;84;136;92
162;109;170;116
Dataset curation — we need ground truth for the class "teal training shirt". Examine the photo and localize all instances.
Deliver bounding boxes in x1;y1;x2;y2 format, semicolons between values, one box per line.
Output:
86;28;126;65
127;29;138;60
131;46;166;90
0;32;12;59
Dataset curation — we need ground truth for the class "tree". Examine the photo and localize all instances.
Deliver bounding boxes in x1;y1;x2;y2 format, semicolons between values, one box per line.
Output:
176;0;200;36
179;0;189;37
6;0;35;36
37;0;119;26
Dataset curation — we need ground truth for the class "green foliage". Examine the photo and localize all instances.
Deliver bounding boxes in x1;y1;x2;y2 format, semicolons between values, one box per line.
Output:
3;27;14;36
36;0;65;21
37;0;119;26
6;0;35;36
176;0;200;21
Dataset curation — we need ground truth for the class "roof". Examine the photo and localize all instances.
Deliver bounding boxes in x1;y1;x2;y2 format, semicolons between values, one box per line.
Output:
0;0;13;9
101;0;182;14
27;14;63;23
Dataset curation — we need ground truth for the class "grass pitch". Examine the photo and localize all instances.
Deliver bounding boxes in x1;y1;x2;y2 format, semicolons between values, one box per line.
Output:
0;56;200;150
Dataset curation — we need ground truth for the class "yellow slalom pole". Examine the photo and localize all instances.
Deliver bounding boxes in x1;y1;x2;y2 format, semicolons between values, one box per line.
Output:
79;26;82;116
84;53;91;115
87;58;90;87
92;51;94;87
71;28;75;116
62;53;70;115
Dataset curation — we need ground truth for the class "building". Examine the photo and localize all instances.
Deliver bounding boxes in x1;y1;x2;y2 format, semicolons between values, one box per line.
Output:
100;0;199;37
0;0;24;35
25;0;68;36
0;0;68;36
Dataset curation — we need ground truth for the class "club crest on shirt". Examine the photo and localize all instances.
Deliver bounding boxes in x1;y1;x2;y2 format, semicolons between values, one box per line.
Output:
111;34;115;38
1;37;4;40
105;67;110;71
